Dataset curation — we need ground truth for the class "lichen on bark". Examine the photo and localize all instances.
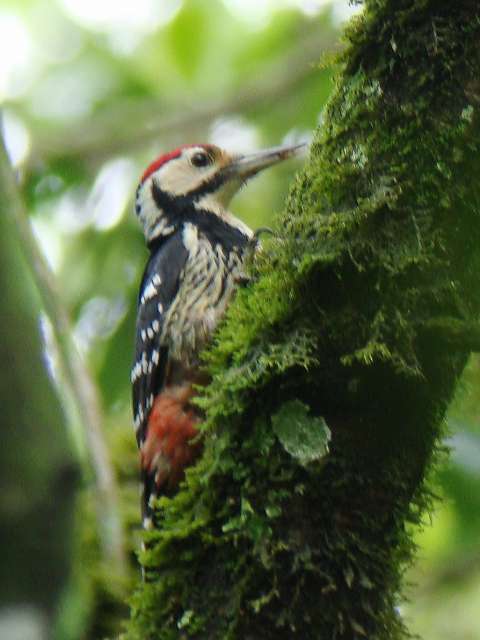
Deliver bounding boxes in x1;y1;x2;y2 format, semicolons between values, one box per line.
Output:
123;2;480;638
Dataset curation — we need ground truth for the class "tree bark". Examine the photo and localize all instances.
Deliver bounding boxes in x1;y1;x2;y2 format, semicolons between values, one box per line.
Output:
124;2;480;638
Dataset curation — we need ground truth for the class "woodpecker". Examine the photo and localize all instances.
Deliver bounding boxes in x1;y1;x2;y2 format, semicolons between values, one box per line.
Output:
132;141;304;528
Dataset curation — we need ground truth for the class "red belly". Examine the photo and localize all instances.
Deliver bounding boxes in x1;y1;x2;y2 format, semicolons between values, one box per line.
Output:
141;384;202;493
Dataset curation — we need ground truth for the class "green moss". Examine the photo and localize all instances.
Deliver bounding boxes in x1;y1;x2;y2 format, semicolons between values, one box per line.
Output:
123;1;480;638
55;419;139;640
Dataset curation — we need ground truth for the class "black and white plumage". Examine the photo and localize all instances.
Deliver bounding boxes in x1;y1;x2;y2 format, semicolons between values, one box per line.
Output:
131;142;304;528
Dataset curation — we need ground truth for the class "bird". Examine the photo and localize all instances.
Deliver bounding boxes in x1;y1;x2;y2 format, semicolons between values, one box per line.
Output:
131;141;305;529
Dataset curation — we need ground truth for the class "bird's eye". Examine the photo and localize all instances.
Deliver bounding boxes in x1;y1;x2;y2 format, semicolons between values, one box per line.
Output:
191;152;212;168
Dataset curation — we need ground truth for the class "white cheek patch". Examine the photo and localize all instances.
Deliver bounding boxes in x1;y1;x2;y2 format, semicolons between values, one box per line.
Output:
155;157;217;197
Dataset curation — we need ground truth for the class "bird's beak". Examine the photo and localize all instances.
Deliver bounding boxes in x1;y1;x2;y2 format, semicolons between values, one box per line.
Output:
227;142;307;180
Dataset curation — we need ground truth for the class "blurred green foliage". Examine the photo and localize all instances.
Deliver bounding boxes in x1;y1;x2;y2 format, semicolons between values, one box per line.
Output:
406;354;480;640
1;0;480;638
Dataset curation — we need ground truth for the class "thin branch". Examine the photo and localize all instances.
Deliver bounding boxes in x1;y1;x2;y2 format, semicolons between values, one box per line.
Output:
26;29;338;166
0;128;128;578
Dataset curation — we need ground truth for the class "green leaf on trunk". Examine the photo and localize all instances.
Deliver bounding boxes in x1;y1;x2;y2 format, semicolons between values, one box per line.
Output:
272;400;330;466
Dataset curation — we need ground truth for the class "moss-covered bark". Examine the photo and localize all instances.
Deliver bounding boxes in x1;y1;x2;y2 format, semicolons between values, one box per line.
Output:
124;1;480;638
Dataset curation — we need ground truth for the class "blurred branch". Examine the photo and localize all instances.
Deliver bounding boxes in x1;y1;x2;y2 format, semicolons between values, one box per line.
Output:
29;30;338;166
0;129;128;579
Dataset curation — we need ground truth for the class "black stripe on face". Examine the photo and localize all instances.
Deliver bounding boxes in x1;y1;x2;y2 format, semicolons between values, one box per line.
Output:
151;180;180;214
150;169;229;211
149;181;250;255
188;168;230;199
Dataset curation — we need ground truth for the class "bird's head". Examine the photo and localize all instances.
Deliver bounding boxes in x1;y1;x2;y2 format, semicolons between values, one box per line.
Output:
135;142;305;245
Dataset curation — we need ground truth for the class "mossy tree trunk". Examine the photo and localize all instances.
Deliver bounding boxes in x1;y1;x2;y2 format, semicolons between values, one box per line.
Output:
125;2;480;638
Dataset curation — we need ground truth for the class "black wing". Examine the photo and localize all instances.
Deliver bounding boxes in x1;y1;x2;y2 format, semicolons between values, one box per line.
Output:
131;232;188;449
